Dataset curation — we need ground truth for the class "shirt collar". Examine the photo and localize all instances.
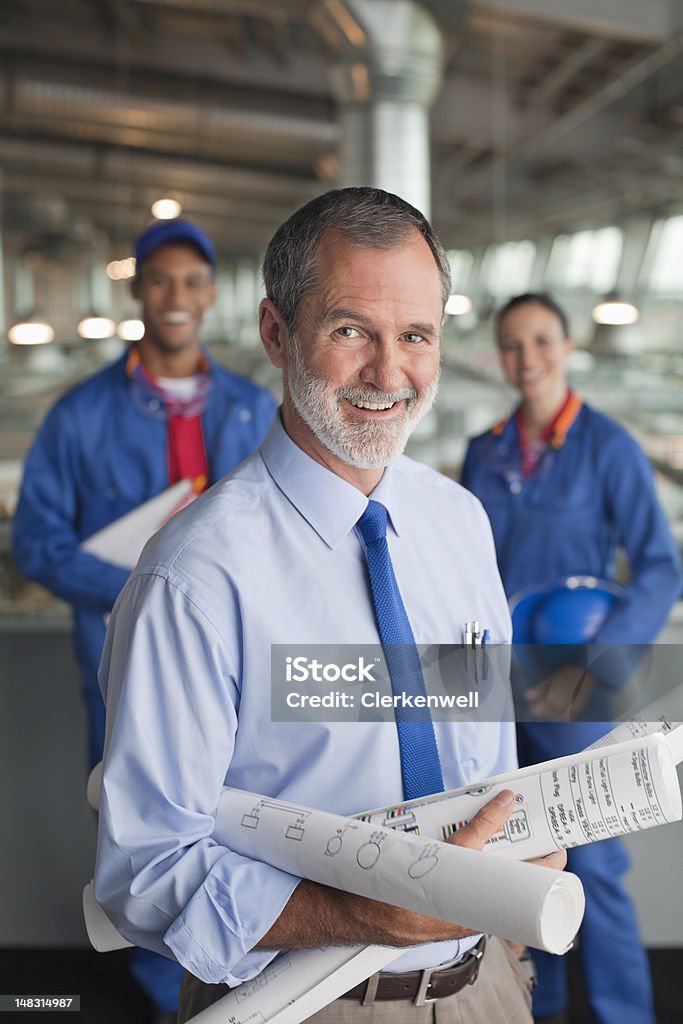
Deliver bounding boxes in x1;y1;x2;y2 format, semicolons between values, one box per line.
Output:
259;412;402;549
493;391;583;451
124;344;212;379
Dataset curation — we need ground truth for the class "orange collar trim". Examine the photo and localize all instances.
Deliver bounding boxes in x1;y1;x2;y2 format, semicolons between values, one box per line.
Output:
491;393;583;449
550;391;582;449
125;346;141;377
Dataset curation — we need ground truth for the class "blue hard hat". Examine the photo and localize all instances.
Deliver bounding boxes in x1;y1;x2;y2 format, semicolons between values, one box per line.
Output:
510;576;623;645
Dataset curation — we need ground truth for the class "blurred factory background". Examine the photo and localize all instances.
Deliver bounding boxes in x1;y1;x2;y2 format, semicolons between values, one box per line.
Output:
2;1;683;497
1;1;682;1020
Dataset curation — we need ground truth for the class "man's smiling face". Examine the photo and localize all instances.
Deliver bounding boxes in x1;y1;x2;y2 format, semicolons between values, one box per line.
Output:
132;243;216;358
278;228;443;482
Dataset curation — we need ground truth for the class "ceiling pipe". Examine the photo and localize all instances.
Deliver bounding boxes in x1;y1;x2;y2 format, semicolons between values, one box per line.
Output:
13;75;337;150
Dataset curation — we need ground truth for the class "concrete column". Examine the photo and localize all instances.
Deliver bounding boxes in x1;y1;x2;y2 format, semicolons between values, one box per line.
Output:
329;0;443;217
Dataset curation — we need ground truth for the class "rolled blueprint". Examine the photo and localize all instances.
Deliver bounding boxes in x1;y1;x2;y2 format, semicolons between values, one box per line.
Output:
85;722;682;953
587;680;683;749
84;785;582;955
189;945;406;1024
83;881;132;952
85;720;681;951
86;762;103;812
216;787;583;955
83;692;683;1019
358;731;682;861
187;727;681;1024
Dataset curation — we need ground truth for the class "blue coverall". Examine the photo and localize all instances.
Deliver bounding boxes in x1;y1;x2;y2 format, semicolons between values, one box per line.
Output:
12;349;277;1015
462;399;681;1024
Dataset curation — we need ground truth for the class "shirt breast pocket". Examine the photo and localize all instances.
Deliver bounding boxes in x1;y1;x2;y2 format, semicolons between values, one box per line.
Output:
524;470;595;514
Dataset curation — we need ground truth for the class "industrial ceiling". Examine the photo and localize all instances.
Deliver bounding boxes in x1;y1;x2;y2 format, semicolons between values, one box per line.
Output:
1;0;682;260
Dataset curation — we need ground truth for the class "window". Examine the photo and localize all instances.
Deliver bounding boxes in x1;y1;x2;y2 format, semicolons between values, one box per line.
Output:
481;240;536;298
546;227;622;292
446;249;473;292
645;216;683;294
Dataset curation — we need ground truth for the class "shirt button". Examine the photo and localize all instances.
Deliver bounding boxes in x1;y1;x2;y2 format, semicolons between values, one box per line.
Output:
239;409;252;422
148;398;160;411
510;480;521;494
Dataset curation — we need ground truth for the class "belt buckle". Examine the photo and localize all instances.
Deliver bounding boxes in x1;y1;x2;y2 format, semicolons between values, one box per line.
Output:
413;936;487;1006
466;936;486;985
413;966;439;1007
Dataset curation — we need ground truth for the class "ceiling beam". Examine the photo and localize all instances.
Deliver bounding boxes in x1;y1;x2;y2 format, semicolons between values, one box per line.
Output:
473;0;678;44
93;0;153;47
0;15;331;99
431;73;523;148
514;33;683;157
0;134;321;203
134;0;309;18
522;37;609;109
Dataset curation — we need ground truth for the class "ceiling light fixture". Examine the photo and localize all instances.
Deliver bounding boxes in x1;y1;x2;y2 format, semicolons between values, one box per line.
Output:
106;257;136;280
151;197;182;220
77;315;116;340
592;300;640;326
445;294;473;316
76;229;117;341
8;318;55;346
117;319;145;342
8;254;55;345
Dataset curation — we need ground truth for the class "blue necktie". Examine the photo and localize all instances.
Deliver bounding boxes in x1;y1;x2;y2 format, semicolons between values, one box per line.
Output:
357;500;444;800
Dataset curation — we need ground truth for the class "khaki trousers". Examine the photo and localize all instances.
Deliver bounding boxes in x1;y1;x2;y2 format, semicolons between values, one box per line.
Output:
178;938;533;1024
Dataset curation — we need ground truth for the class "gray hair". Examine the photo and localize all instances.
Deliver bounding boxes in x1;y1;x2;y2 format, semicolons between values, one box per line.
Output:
262;187;451;332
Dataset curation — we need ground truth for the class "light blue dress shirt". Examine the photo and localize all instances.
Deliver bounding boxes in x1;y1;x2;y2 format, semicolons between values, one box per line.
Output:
95;413;516;986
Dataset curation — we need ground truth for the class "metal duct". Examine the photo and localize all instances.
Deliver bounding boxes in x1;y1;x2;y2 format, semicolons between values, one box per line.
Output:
14;76;337;150
329;0;443;215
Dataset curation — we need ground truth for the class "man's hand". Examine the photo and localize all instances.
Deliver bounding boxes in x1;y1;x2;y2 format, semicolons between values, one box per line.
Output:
446;788;516;851
525;665;596;721
448;791;567;873
258;789;562;950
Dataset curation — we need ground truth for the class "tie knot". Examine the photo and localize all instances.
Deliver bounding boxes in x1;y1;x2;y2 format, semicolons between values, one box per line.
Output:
357;500;388;545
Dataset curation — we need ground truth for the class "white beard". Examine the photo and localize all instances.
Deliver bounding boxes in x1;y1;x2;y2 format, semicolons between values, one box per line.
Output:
287;338;439;470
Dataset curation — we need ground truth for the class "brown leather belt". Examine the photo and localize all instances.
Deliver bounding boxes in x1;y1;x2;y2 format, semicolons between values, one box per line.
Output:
339;936;487;1006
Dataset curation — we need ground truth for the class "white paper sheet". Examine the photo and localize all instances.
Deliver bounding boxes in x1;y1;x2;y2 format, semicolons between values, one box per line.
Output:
80;478;199;569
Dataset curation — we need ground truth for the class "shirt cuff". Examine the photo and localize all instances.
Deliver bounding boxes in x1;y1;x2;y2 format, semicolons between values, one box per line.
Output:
164;866;301;986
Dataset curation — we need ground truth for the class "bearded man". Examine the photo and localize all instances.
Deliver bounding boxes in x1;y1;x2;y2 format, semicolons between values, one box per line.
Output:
95;188;562;1024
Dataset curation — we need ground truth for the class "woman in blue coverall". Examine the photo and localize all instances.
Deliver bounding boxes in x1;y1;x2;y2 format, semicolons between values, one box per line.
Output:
461;293;681;1024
